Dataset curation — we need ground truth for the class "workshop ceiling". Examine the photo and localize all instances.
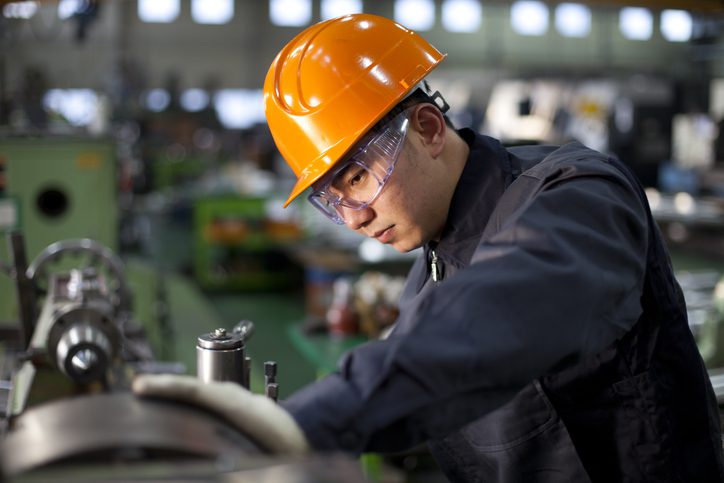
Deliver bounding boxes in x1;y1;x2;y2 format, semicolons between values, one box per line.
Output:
557;0;723;13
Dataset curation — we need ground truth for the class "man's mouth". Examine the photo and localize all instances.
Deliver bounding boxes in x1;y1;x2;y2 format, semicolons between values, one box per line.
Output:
373;225;394;243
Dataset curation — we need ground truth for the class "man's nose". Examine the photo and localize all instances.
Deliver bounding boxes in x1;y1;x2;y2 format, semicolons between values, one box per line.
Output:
339;205;374;231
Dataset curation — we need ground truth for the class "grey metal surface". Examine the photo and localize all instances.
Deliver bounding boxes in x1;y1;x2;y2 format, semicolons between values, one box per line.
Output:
0;392;261;476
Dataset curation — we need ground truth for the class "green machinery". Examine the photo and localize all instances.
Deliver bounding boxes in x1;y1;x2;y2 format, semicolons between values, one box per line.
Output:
0;137;118;324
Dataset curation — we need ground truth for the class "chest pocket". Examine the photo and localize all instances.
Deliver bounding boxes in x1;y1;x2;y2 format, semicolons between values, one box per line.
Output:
429;381;592;483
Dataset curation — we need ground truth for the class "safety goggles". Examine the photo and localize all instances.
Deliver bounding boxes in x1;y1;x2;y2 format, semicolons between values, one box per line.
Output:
308;107;415;225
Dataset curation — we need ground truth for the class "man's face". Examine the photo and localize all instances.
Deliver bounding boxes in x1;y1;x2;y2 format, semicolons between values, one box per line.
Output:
337;137;450;253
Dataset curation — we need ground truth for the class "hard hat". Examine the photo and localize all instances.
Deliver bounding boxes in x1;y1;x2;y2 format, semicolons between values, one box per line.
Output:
263;13;446;207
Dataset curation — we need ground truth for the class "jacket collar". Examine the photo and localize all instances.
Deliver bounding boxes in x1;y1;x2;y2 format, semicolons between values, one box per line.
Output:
429;129;516;268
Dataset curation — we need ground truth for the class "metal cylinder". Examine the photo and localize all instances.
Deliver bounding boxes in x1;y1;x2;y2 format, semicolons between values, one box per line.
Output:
196;328;245;385
55;321;112;384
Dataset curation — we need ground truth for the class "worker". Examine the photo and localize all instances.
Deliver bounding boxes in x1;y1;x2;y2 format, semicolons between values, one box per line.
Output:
134;13;724;482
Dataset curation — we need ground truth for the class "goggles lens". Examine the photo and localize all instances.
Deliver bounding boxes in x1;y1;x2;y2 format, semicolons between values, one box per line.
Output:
308;107;414;225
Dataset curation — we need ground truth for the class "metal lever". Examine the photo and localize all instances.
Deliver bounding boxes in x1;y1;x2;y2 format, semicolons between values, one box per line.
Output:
233;320;255;342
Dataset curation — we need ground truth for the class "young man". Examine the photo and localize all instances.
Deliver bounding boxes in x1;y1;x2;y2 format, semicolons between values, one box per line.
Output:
135;14;724;482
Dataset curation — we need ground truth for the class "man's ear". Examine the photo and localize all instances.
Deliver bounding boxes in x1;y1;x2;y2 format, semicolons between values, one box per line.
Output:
410;103;446;158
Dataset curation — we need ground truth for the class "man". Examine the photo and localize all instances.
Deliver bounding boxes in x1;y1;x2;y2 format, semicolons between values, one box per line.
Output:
134;14;724;482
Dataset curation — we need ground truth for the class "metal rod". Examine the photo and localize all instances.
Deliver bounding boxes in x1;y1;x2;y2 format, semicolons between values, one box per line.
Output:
6;232;36;349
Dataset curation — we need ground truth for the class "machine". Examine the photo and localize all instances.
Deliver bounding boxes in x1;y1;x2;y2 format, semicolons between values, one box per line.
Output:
0;231;367;482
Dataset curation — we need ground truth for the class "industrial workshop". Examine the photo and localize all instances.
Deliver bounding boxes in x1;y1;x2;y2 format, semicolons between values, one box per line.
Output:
2;0;724;482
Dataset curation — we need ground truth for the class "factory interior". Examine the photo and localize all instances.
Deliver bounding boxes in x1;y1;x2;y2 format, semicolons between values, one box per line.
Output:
2;0;724;481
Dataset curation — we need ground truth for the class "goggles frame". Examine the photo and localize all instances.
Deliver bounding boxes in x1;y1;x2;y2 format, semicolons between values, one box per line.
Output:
308;106;415;225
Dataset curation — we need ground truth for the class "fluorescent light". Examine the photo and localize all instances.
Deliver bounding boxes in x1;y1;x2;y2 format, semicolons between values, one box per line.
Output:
192;0;233;24
555;3;590;38
511;1;549;36
2;1;38;19
145;89;171;112
58;0;82;20
43;89;99;127
620;7;652;41
442;0;481;33
180;89;210;112
661;9;692;42
214;89;265;129
269;0;311;27
320;0;362;20
394;0;435;31
138;0;180;23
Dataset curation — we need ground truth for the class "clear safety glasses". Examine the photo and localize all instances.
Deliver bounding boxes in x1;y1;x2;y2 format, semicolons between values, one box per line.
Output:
308;107;415;225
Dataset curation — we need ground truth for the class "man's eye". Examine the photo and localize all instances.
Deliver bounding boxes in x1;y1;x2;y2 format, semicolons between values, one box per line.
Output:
347;168;366;186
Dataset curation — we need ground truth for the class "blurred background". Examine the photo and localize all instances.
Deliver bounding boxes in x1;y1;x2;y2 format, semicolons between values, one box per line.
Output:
1;0;724;480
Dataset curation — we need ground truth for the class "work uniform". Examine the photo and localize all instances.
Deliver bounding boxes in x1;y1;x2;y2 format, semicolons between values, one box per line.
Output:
283;129;724;482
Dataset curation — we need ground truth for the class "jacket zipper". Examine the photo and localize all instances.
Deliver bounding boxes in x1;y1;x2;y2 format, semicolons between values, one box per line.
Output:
430;249;440;282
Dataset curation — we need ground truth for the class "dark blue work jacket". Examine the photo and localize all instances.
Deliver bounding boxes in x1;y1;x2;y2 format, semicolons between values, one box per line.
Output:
284;129;724;482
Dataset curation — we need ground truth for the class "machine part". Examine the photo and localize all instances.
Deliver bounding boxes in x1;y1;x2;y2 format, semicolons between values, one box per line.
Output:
196;327;246;385
0;393;260;477
54;321;112;384
30;269;120;386
264;361;278;402
244;355;252;389
26;238;132;314
233;319;255;342
6;232;37;349
266;383;279;403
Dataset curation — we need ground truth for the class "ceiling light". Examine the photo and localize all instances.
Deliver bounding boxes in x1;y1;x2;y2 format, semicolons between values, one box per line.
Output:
320;0;362;20
394;0;435;31
661;9;692;42
620;7;652;41
511;1;549;36
442;0;481;33
555;3;590;38
269;0;311;27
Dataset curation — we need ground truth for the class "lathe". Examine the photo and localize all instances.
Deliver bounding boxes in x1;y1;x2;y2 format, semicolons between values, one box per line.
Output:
0;231;366;482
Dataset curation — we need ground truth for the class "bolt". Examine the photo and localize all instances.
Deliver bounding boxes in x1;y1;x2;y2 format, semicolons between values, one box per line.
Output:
213;328;227;339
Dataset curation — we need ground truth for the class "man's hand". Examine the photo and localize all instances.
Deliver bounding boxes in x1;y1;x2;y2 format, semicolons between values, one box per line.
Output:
132;374;309;455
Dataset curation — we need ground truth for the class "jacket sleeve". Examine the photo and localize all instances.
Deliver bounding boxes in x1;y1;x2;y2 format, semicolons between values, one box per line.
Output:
282;164;649;454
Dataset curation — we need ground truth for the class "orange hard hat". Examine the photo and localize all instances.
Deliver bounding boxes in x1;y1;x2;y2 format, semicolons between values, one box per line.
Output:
263;13;446;207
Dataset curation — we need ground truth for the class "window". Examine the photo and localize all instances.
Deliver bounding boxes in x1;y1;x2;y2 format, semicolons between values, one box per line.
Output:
619;7;652;41
555;3;590;38
43;89;99;126
269;0;311;27
394;0;435;31
442;0;481;33
511;1;548;36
